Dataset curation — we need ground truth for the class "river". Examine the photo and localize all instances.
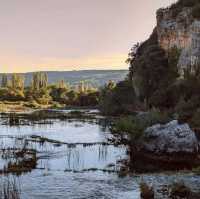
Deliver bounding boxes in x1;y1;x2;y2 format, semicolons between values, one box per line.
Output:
0;109;200;199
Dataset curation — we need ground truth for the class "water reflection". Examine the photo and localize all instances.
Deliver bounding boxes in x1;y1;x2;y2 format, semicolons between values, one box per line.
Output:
1;111;200;198
0;119;111;144
0;115;127;174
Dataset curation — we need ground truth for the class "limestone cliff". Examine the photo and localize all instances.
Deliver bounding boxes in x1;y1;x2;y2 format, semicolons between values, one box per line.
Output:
156;3;200;76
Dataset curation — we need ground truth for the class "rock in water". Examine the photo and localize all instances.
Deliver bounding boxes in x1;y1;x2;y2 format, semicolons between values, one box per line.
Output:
131;120;200;172
143;120;199;154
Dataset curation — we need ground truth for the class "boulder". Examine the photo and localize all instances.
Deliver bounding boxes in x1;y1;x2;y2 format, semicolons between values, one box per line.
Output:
130;120;200;172
142;120;199;154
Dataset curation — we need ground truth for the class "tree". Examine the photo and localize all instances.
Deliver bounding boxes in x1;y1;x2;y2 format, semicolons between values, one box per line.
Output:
128;29;179;108
31;72;48;91
49;81;70;103
99;80;136;115
1;74;9;88
11;74;24;90
57;80;69;89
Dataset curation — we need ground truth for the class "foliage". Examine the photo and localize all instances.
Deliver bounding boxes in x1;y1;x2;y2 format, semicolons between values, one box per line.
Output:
111;109;171;140
192;3;200;19
67;90;78;105
172;0;200;20
99;31;181;116
128;30;179;108
11;74;25;91
1;74;8;88
112;116;145;140
174;70;200;126
190;109;200;128
49;84;70;103
76;91;99;106
176;97;200;123
31;72;48;91
138;109;172;126
99;80;136;115
169;0;200;18
0;72;100;108
179;0;199;7
171;0;199;9
51;101;64;109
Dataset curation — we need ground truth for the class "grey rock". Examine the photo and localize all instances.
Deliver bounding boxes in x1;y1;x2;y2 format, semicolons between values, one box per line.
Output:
157;6;200;77
143;120;199;154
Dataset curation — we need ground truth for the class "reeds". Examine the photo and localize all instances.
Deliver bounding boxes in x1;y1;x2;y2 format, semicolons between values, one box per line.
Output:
0;177;21;199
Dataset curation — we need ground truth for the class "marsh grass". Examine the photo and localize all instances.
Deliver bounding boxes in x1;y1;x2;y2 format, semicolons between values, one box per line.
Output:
0;177;21;199
192;166;200;175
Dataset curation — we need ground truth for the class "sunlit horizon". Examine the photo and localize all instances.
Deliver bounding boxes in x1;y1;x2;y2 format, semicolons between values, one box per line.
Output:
0;0;175;73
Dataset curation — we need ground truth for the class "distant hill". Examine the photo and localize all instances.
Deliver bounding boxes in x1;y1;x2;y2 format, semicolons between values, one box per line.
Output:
0;70;128;87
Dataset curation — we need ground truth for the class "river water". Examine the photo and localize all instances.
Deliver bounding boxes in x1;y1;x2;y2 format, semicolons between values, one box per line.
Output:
0;110;200;199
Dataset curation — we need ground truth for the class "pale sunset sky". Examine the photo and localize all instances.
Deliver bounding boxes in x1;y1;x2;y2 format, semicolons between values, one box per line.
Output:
0;0;176;73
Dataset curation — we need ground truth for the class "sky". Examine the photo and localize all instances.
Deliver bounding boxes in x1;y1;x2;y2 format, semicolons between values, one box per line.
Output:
0;0;176;73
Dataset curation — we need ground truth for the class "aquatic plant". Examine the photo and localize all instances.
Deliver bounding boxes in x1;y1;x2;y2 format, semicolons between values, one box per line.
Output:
0;148;37;175
140;182;154;199
192;166;200;175
170;182;191;198
0;177;21;199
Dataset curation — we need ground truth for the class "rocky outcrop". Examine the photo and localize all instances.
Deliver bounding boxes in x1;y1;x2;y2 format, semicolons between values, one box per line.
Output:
156;5;200;76
142;120;199;154
131;120;200;172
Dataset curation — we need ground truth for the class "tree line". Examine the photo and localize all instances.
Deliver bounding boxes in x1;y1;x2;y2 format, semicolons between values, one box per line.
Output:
0;72;99;107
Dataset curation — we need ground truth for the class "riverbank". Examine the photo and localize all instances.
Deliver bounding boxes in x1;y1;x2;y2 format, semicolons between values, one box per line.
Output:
0;101;98;113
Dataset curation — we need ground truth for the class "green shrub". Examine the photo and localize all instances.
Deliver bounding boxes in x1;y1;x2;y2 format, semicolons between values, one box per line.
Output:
112;116;145;140
178;0;199;7
169;0;199;18
192;4;200;19
137;109;172;126
176;96;200;123
190;109;200;127
111;109;171;140
99;80;136;116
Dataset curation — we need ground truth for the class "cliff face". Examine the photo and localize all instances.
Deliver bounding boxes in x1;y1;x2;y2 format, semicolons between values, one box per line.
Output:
156;5;200;76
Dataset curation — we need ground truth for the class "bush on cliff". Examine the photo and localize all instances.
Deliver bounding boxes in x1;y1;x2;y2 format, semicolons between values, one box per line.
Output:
127;30;179;109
